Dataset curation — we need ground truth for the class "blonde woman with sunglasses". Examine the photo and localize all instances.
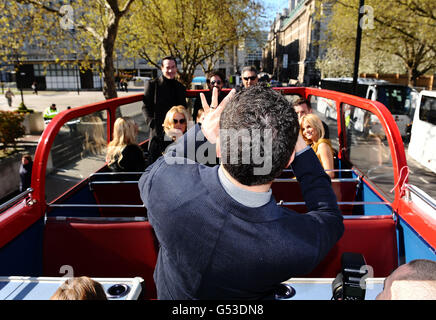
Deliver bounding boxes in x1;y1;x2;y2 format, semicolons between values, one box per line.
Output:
147;105;191;166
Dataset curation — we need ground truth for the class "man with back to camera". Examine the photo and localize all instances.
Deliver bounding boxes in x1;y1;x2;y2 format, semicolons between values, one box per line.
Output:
138;84;344;299
142;56;186;144
293;98;330;139
241;65;259;89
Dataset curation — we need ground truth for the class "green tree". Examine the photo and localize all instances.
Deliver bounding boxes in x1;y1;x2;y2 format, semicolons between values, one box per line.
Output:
0;111;25;150
120;0;264;87
317;0;436;85
0;0;135;99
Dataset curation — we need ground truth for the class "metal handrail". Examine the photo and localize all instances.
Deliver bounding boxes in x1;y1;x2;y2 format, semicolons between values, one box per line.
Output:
277;201;389;206
406;184;436;211
273;178;360;182
281;168;357;173
0;188;33;212
89;172;144;176
46;216;147;222
89;181;139;184
48;204;145;208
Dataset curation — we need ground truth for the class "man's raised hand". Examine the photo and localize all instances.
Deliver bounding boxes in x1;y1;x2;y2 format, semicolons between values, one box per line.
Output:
200;87;236;144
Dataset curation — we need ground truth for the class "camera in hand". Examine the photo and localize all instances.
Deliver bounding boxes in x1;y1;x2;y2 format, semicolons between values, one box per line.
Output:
332;252;368;300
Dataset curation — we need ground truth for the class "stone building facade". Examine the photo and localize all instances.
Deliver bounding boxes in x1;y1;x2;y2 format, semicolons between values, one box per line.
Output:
262;0;332;86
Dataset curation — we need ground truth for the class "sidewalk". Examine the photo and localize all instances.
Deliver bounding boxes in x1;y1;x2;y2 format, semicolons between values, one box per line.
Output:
0;87;143;113
3;86;144;158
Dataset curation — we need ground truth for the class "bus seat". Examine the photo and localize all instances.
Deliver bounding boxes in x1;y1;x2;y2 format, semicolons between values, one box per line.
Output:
89;181;147;217
272;179;360;214
305;215;398;278
42;217;158;299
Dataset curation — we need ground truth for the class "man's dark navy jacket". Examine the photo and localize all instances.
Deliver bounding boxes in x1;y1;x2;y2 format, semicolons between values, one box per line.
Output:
139;125;344;300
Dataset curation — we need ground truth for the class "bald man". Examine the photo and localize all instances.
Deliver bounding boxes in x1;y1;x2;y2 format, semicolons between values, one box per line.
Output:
376;259;436;300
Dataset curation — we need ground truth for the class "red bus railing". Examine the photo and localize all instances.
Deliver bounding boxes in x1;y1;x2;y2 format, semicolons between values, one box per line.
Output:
1;87;408;249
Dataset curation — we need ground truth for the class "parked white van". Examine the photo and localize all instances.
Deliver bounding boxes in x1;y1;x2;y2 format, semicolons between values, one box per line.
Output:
408;90;436;173
321;78;416;137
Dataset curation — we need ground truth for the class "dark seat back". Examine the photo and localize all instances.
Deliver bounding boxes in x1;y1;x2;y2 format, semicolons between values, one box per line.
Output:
89;172;147;217
43;217;158;299
272;179;360;214
305;215;398;278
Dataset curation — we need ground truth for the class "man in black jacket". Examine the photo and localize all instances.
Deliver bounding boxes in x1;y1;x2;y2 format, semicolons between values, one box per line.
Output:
142;56;186;144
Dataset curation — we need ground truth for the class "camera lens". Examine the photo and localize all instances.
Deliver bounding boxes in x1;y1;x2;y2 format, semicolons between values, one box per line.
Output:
275;284;296;300
332;273;343;300
107;284;130;298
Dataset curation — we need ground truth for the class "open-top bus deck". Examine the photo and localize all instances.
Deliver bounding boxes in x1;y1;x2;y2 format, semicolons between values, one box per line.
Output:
0;87;435;300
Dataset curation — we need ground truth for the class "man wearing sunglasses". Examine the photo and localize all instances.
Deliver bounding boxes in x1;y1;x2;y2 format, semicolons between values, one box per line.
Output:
241;66;259;89
193;70;227;124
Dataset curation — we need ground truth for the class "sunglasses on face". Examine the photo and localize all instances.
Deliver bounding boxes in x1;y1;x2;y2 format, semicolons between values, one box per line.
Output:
173;118;186;124
243;76;257;81
210;80;222;86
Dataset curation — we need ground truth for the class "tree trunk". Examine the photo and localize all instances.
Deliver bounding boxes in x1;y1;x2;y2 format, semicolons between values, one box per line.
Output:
406;65;413;87
101;19;119;100
179;70;194;89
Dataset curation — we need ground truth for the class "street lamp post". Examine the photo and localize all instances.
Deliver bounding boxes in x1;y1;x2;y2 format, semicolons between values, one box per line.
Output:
352;0;365;95
19;72;25;105
14;53;25;106
74;53;80;95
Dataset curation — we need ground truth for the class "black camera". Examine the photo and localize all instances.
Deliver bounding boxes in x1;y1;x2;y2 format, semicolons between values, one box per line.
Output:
107;284;130;298
332;252;368;300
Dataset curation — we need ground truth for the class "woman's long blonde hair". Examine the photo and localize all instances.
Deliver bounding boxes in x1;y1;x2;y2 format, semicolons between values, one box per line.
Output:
163;105;191;136
50;276;107;300
106;117;138;165
300;113;325;144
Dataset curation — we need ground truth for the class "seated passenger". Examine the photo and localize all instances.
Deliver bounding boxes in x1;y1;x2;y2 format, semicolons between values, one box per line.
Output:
293;98;329;139
300;113;335;179
50;276;107;300
106;117;145;172
196;108;204;124
147;105;190;167
376;259;436;300
192;70;227;121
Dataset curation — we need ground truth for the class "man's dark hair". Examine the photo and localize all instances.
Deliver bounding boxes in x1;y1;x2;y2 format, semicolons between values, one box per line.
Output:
161;56;177;67
219;83;299;186
293;98;311;110
242;65;258;75
206;70;226;83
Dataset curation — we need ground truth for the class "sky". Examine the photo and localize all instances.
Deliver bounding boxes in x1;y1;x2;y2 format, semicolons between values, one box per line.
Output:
261;0;289;24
